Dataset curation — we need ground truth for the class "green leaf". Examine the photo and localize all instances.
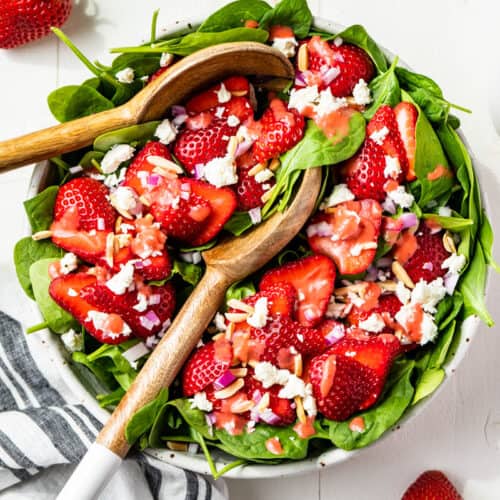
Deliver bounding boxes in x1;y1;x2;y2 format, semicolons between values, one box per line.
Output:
479;214;500;273
434;293;463;331
412;368;445;405
198;0;271;32
14;237;64;299
23;186;59;233
224;211;253;236
79;151;105;169
29;258;78;334
395;67;443;98
170;259;203;287
168;399;214;440
259;0;312;39
422;214;473;232
429;320;457;369
336;25;387;73
48;85;114;123
96;387;125;408
125;388;169;444
225;279;256;303
93;121;162;152
111;53;161;77
325;360;415;450
364;58;400;119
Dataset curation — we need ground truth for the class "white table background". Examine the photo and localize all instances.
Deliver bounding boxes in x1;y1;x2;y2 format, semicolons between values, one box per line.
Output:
1;0;500;498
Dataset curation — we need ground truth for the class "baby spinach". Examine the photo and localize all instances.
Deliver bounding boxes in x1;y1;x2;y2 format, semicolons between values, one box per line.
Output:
198;0;272;32
169;259;203;287
259;0;312;39
29;258;78;334
325;360;415;450
14;237;64;299
479;214;500;273
111;53;161;78
93;121;161;152
422;213;473;232
79;151;105;169
225;279;256;303
411;368;445;405
364;58;400;119
224;211;253;236
336;25;387;73
23;186;58;233
168;399;215;440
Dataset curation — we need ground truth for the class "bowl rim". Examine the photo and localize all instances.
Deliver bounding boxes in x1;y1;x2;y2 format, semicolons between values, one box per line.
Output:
25;14;484;479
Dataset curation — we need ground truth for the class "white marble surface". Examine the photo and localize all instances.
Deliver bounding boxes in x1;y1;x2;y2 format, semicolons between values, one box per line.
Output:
1;0;499;498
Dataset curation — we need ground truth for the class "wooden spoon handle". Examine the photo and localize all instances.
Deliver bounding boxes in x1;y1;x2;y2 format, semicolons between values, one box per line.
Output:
96;265;231;457
0;105;135;171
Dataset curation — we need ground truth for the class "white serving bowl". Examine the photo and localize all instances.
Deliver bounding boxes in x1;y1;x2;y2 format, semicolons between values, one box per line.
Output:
26;16;484;478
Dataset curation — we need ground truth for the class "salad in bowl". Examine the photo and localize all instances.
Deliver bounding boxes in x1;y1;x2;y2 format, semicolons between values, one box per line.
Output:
14;0;496;478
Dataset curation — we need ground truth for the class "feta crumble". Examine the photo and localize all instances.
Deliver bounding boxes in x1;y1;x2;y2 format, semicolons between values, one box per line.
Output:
302;383;317;417
442;253;466;274
254;362;289;388
101;144;135;174
247;297;269;328
133;292;148;312
60;253;78;275
202;156;238;187
320;183;355;209
411;278;447;313
278;374;306;399
395;304;438;346
214;312;227;332
110;186;140;216
155;119;177;145
115;67;135;84
190;392;213;412
215;83;232;103
383;156;402;179
386;186;414;209
61;329;83;353
160;52;174;68
106;261;136;295
288;85;319;113
227;115;240;127
315;88;347;117
369;126;389;145
272;37;298;58
103;167;127;189
122;342;150;368
254;168;274;184
395;280;411;305
358;313;385;333
352;79;372;105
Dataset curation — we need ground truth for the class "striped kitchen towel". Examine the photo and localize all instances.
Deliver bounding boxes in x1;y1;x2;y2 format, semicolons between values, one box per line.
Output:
0;311;227;500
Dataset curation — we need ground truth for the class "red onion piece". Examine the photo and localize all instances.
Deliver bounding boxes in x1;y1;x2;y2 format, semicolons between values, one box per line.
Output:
145;310;161;326
139;315;155;331
134;260;145;270
398;212;418;229
422;262;434;271
147;174;161;186
325;324;345;346
294;71;306;86
383;198;396;214
234;138;254;158
444;272;459;294
205;413;216;425
259;409;281;425
173;114;187;127
213;370;236;391
194;164;204;180
248;207;262;224
97;218;105;231
149;294;161;305
171;105;186;117
321;67;340;85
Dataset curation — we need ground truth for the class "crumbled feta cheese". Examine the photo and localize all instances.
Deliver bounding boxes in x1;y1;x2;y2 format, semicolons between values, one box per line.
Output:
215;83;232;103
386;186;414;209
395;280;411;305
442;253;466;274
106;261;136;295
347;291;365;308
302;383;317;417
61;329;83;353
254;362;289;388
383;155;401;179
103;167;127;189
214;312;226;332
122;342;150;367
326;296;351;319
86;311;109;330
115;67;135;84
411;277;447;313
254;168;274;184
215;106;225;119
247;297;269;328
358;313;385;333
110;186;140;216
438;206;452;217
190;392;213;412
101;144;135;174
288;85;319;113
272;36;298;58
160;52;174;67
370;126;389;145
155;119;177;145
227;115;240;127
350;241;378;256
133;292;148;312
333;37;343;47
180;251;202;265
60;253;78;275
315;88;347;117
352;78;372;105
202;156;238;187
320;183;355;209
395;304;438;345
278;374;306;399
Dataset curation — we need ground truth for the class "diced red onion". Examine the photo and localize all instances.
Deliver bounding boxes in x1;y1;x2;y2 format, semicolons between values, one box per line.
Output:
139;315;155;331
234;138;254;158
97;217;105;231
383;198;396;214
173;114;187;127
194;164;204;180
149;294;161;305
365;265;378;282
444;273;459;294
143;258;152;266
422;262;434;271
248;207;262;224
171;105;186;117
145;310;161;326
376;257;392;268
294;71;306;86
325;324;345;346
334;52;345;63
398;212;418;230
259;410;281;425
147;174;161;186
69;165;83;174
213;370;236;390
205;413;216;425
321;66;341;85
134;260;145;269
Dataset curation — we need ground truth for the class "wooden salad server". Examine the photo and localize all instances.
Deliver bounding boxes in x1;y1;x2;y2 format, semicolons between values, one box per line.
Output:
0;41;293;171
58;171;322;500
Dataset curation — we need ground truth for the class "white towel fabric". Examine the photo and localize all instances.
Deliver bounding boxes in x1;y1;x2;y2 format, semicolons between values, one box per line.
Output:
0;311;227;500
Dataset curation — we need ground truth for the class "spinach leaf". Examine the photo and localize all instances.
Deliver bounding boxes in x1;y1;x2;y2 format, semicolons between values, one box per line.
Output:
93;121;161;152
14;237;64;299
325;360;414;450
429;320;457;369
479;214;500;273
224;211;253;236
422;214;473;232
96;387;125;408
411;368;445;405
170;259;203;287
434;292;463;331
48;85;114;123
336;25;387;73
79;151;105;168
168;399;214;440
23;186;58;233
396;67;443;98
111;53;161;77
259;0;312;39
125;388;169;444
198;0;271;32
363;58;400;119
29;258;78;334
225;279;256;303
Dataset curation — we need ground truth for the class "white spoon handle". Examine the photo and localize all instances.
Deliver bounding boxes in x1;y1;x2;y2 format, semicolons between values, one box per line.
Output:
57;443;122;500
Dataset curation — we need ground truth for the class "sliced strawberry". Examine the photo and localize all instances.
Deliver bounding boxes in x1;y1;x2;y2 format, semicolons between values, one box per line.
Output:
307;200;382;275
309;352;375;421
366;105;408;180
260;255;335;327
174;118;238;175
343;139;388;201
252;98;305;163
123;141;173;197
347;294;403;330
316;319;346;341
302;37;375;96
402;224;450;283
49;273;133;345
182;340;233;396
54;177;116;231
244;283;297;318
402;470;462;500
327;334;401;409
234;167;269;211
149;66;169;83
81;281;176;339
394;102;418;181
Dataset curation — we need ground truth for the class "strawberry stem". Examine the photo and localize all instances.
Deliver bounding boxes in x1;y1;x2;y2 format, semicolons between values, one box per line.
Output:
26;321;49;334
150;9;160;44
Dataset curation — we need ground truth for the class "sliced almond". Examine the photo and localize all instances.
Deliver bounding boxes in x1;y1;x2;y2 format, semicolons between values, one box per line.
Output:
115;216;123;233
231;90;248;97
112;203;132;220
269;158;280;172
214;378;245;399
226;136;239;158
224;312;248;323
139;195;151;207
230;367;248;377
248;162;267;177
260;185;275;203
105;232;115;268
334;283;367;296
294;396;307;424
225;321;235;341
32;230;53;241
443;231;457;254
297;43;309;72
166;441;188;451
147;155;183;173
256;392;270;412
231;400;255;414
227;299;254;314
392;261;415;289
293;354;303;377
379;280;397;292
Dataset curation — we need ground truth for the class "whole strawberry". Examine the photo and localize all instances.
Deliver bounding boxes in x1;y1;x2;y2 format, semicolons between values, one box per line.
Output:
402;470;462;500
0;0;72;49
